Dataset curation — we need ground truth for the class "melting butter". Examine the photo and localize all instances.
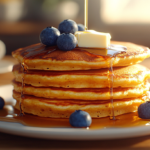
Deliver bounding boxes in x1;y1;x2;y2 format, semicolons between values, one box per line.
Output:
75;30;111;48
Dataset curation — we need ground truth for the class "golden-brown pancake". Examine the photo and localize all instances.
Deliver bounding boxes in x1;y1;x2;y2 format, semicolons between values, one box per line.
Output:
12;41;150;71
13;90;147;118
13;64;150;88
11;40;150;119
13;80;149;100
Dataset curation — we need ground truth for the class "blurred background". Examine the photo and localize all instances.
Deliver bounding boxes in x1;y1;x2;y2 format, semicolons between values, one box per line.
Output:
0;0;150;55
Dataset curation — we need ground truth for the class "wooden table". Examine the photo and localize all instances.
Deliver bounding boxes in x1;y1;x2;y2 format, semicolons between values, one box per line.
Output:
1;56;150;150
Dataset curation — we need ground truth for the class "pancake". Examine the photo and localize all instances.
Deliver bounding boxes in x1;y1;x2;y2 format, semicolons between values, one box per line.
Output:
13;90;147;118
13;64;150;88
13;80;149;100
12;41;150;71
12;40;150;119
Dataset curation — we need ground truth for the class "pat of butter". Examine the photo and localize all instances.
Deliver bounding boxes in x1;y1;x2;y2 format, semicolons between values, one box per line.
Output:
75;30;111;48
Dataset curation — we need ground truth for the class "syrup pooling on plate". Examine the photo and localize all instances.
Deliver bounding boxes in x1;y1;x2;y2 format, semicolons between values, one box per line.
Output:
1;106;150;129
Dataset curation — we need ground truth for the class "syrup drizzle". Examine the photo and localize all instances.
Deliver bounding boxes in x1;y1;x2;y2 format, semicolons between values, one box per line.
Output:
20;63;25;116
20;57;29;116
108;58;115;120
107;45;127;120
87;44;127;120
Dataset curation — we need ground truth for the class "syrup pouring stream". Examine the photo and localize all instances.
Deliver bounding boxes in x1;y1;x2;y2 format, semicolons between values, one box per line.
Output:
83;0;125;120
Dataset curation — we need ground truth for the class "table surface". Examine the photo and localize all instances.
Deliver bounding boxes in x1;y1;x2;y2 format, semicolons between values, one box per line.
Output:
1;56;150;150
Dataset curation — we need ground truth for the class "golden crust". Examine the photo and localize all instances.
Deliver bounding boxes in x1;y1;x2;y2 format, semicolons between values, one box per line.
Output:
13;91;146;118
13;80;149;100
12;41;150;71
13;64;150;88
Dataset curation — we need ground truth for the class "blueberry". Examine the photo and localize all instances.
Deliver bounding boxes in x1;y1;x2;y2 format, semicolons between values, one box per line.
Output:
40;26;60;46
78;24;85;31
57;33;77;51
58;19;78;34
0;97;5;109
69;110;92;127
138;101;150;119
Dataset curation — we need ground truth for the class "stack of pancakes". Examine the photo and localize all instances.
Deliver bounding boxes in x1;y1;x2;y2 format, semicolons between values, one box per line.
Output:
12;41;150;118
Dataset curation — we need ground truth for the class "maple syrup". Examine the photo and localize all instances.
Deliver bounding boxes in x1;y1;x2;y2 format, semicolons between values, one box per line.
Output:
84;0;88;30
0;105;150;129
20;63;25;115
20;58;28;115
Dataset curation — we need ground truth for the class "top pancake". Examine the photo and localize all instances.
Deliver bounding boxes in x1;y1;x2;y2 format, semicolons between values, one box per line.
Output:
12;41;150;71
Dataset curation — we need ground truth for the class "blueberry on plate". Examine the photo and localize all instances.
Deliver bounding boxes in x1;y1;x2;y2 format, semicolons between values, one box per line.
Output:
69;110;92;127
58;19;78;34
78;24;85;31
138;101;150;119
40;26;60;46
57;33;77;51
0;97;5;109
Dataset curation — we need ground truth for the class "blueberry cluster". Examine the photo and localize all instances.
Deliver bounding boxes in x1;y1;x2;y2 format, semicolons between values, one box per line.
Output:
40;19;85;51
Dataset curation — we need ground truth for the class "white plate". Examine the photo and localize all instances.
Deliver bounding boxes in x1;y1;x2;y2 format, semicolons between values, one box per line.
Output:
0;85;150;140
0;60;13;74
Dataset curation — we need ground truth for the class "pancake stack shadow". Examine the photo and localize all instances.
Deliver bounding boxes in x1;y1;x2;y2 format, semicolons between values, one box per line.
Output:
12;41;150;118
